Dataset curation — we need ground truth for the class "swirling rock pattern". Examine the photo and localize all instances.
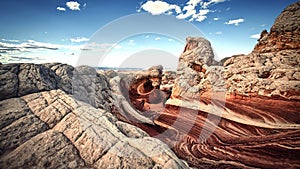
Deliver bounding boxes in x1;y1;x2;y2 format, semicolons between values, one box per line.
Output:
127;2;300;168
0;64;190;169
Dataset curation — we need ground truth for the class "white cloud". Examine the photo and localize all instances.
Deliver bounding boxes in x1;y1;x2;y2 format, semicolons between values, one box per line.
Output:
141;1;181;15
66;1;80;11
140;0;227;23
57;7;66;11
198;9;210;15
250;33;260;39
145;35;150;38
215;31;222;35
167;11;173;15
176;4;209;22
176;9;196;19
176;0;200;20
70;37;89;43
225;18;244;26
188;0;201;6
155;37;161;40
202;0;226;8
1;38;19;42
213;17;220;21
195;15;207;22
0;40;87;54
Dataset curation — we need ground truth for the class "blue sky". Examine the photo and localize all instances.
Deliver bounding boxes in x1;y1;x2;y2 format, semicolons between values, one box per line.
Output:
0;0;298;67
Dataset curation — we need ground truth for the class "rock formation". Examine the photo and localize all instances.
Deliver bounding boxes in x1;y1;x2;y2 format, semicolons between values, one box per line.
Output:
1;2;299;169
223;50;300;99
0;63;190;169
253;1;300;53
0;63;113;110
224;1;300;100
171;37;221;100
128;2;300;169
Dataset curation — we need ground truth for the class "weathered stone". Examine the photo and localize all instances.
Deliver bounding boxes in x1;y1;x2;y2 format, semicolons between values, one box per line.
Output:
171;37;221;100
0;89;190;168
253;2;300;53
0;130;87;169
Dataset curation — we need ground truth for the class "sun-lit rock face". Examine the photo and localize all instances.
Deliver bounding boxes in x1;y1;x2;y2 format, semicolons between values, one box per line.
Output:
223;50;300;100
253;1;300;53
224;1;300;100
171;37;220;100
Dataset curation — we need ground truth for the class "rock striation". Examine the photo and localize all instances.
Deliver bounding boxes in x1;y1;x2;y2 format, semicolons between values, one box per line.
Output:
127;2;300;169
0;63;190;169
253;1;300;53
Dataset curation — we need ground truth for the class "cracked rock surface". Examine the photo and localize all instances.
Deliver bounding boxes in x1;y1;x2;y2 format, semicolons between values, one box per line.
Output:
0;63;190;169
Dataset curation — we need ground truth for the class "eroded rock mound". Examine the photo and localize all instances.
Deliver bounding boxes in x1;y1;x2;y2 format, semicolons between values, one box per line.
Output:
0;63;112;110
171;37;222;100
253;2;300;53
224;1;300;100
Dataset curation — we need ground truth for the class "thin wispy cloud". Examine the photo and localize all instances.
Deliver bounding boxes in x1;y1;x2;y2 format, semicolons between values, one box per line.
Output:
66;1;81;11
139;0;226;23
202;0;226;8
250;33;260;39
215;31;222;35
225;18;244;26
70;37;89;43
155;37;161;40
1;38;19;42
0;39;86;54
57;7;66;11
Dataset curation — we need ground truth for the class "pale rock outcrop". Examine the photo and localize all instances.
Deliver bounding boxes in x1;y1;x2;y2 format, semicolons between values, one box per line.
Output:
0;63;190;169
0;89;190;169
0;63;113;110
171;37;222;100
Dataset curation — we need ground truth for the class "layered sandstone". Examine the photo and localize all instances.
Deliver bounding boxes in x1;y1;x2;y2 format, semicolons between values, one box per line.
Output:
253;1;300;53
127;2;300;169
0;63;190;169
